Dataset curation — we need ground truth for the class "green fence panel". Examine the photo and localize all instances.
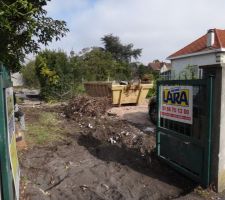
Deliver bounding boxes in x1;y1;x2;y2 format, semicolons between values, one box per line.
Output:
0;64;19;199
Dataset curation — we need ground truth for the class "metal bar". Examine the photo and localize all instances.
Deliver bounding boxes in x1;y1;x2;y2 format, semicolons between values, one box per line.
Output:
158;79;207;86
156;81;161;156
157;127;203;146
158;156;201;182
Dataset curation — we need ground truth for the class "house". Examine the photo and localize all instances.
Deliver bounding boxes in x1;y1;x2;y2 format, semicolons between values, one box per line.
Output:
160;62;172;73
148;60;161;72
148;60;171;73
168;29;225;79
160;62;172;80
148;60;171;79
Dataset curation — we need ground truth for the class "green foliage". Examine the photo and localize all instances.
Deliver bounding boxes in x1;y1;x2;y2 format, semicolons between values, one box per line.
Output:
137;64;155;80
78;49;131;81
0;0;69;72
33;34;143;100
16;96;24;104
102;34;142;63
21;60;40;88
79;49;115;81
147;72;159;98
135;64;158;98
178;65;198;80
74;83;85;94
35;50;73;101
147;80;156;98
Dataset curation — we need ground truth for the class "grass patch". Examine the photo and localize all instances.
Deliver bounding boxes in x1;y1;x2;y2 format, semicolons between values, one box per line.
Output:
25;111;64;146
16;96;24;104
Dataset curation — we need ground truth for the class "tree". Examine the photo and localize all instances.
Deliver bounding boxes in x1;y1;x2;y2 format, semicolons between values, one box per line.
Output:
35;50;73;100
79;49;115;81
33;48;132;100
137;64;155;79
101;34;142;63
77;48;131;81
0;0;69;72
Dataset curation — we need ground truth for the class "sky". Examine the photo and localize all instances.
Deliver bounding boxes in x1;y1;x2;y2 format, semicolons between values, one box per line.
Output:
44;0;225;64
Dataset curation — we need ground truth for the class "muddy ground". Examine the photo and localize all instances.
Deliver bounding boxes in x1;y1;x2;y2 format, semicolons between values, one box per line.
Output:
18;100;222;200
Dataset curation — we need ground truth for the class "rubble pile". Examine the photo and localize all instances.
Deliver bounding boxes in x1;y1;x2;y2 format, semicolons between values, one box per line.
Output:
74;115;155;156
38;99;155;156
63;95;155;157
64;96;111;118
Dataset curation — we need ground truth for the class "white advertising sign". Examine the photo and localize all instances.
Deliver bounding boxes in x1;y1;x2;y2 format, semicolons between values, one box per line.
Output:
160;86;193;124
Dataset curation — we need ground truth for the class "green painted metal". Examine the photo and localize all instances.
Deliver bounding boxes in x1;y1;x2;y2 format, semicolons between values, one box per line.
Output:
0;64;14;199
157;79;207;86
156;77;214;187
158;127;203;146
156;80;161;156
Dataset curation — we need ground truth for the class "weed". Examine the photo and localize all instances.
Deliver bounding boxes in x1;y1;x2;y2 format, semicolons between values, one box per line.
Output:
16;96;24;104
21;175;29;183
25;111;64;146
194;186;210;198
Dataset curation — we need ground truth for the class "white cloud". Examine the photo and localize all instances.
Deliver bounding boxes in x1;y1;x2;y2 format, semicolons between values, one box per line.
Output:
44;0;225;64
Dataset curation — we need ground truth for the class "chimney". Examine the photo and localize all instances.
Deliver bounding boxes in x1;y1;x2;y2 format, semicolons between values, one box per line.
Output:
207;29;215;47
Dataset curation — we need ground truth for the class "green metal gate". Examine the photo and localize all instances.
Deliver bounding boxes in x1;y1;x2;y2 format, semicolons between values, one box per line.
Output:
0;65;19;199
156;77;214;186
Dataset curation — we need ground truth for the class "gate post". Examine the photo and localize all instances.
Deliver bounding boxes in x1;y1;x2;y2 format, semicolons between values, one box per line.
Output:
217;64;225;192
203;76;214;186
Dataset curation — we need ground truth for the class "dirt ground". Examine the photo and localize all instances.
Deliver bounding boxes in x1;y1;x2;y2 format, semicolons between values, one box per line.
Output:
108;105;153;127
18;100;222;200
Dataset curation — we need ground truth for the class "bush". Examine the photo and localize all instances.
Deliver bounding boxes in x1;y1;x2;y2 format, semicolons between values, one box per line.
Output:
146;73;159;98
35;50;74;101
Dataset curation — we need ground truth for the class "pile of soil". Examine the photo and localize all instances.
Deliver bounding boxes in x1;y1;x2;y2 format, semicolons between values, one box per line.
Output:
63;97;155;156
71;113;156;157
64;96;111;118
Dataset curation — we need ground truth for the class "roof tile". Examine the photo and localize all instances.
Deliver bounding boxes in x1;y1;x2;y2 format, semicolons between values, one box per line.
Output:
168;29;225;58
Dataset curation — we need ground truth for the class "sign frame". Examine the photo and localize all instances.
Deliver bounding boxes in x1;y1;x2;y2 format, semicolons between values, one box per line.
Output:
159;85;193;124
